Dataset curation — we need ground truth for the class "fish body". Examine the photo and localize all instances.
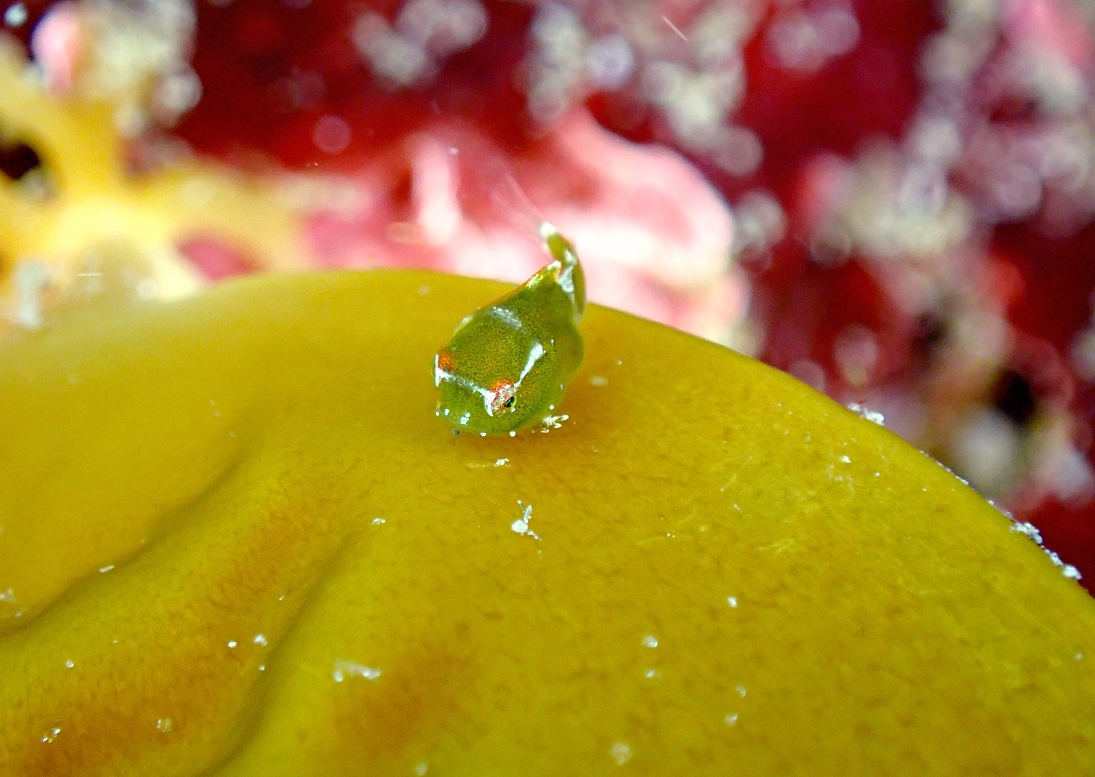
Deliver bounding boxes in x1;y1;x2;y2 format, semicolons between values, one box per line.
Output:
434;224;585;435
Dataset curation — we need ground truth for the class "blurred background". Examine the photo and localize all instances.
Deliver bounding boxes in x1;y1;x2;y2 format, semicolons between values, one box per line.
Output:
2;0;1094;589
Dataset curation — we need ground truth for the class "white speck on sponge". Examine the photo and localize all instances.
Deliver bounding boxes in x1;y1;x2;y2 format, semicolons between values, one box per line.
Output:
610;742;632;765
847;402;885;425
332;660;382;683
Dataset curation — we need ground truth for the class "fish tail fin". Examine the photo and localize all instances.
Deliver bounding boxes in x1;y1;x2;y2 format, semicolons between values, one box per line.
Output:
539;223;585;320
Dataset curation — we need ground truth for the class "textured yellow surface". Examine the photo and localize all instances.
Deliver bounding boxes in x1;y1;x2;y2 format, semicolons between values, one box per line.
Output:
1;270;1093;776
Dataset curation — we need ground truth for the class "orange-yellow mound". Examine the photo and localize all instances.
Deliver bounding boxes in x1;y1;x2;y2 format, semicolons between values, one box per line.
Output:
0;270;1093;776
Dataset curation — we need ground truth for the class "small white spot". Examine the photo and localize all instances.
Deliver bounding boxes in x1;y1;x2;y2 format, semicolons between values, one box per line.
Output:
641;634;658;649
417;284;431;295
540;413;569;431
1010;521;1043;545
736;685;747;697
494;458;509;467
610;742;632;765
413;763;429;776
724;713;738;726
590;375;608;387
1064;564;1083;580
258;665;266;671
839;455;851;464
64;659;74;668
156;718;173;733
227;641;238;649
874;472;880;477
4;3;27;28
41;727;61;743
253;634;267;646
644;668;660;679
313;115;352;154
847;402;885;425
727;596;738;608
98;565;115;573
511;502;540;540
508;430;516;437
332;659;382;682
1076;653;1084;660
372;517;387;525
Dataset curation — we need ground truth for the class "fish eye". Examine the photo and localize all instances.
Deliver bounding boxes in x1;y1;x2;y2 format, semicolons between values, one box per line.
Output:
504;396;516;408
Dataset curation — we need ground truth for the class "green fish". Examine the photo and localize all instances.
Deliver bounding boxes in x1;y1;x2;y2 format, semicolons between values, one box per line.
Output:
434;224;585;436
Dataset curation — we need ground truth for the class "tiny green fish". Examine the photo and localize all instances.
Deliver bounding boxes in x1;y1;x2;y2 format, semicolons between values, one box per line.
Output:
434;223;585;436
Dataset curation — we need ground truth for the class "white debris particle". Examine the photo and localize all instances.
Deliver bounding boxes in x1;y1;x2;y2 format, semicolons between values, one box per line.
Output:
846;402;885;425
64;659;74;668
724;713;738;726
156;718;173;733
641;634;659;648
644;668;660;679
41;727;61;743
540;413;569;431
495;458;509;467
372;517;386;525
1010;521;1043;545
413;762;429;776
839;455;851;464
1063;564;1083;580
258;665;266;671
332;659;383;683
253;634;267;646
727;596;738;608
590;375;608;386
1076;653;1084;660
610;741;633;765
0;588;13;602
98;565;115;573
227;641;237;649
736;685;747;697
511;501;541;540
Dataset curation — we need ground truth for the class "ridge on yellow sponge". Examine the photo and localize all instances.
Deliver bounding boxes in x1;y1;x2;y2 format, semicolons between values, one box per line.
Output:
0;269;1093;776
0;39;307;331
